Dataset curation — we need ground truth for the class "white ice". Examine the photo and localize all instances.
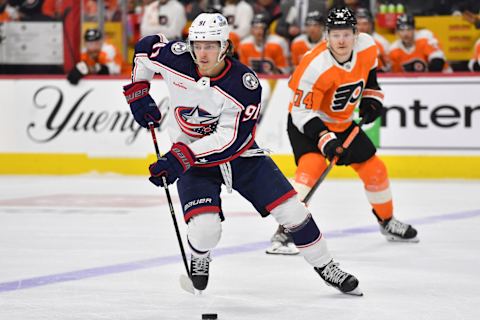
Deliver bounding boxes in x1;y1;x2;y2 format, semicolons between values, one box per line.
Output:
0;175;479;320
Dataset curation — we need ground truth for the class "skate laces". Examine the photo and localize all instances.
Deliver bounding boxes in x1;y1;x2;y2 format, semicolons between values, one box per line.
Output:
191;255;211;276
384;218;409;236
320;262;349;285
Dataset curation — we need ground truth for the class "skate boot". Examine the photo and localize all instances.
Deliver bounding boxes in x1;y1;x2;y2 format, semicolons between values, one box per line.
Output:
380;217;419;243
265;225;299;255
314;260;363;296
190;253;211;291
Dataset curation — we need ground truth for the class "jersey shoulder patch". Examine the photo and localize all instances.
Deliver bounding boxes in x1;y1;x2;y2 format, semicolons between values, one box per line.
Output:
242;72;259;90
171;41;188;55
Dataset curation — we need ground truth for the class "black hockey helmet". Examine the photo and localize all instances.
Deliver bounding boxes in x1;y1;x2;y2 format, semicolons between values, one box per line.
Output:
84;28;103;42
396;14;415;30
326;7;357;31
355;8;373;22
251;13;270;27
305;10;324;26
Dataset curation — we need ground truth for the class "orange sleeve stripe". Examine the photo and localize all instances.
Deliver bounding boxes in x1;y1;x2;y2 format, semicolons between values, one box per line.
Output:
363;89;384;102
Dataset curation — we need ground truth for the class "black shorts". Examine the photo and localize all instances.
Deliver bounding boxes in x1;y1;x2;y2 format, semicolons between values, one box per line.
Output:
287;114;376;166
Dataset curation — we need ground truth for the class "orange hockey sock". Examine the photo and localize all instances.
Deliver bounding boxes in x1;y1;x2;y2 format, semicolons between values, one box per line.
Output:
351;156;393;221
293;153;327;201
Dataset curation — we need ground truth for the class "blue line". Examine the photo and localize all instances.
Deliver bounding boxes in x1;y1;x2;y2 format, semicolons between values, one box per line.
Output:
1;209;479;293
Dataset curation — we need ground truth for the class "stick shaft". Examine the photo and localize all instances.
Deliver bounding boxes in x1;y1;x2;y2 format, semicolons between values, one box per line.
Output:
148;123;191;278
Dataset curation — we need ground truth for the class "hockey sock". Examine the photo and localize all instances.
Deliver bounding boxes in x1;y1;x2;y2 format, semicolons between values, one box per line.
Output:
351;155;393;221
294;153;327;202
287;214;332;267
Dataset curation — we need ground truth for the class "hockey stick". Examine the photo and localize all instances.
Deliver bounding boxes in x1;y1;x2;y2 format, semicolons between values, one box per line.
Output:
303;117;367;205
148;122;194;294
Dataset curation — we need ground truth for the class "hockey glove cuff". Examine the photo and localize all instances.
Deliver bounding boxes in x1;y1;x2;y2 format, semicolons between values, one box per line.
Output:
123;81;161;128
148;142;196;186
318;131;344;161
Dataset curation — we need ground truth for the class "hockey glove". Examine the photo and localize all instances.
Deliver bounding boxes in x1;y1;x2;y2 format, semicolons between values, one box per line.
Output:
67;62;89;85
318;131;345;161
149;142;196;186
123;81;161;128
359;97;384;124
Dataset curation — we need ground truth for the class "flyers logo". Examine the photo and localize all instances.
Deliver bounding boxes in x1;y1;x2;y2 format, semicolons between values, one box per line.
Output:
332;80;364;111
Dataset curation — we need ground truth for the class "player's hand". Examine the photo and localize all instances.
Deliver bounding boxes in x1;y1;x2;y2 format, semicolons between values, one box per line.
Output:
318;131;345;161
123;81;161;128
359;97;384;124
149;143;196;186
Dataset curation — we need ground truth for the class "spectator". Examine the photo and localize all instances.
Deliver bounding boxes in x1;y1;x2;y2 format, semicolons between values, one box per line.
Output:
238;12;290;74
290;10;324;67
468;38;480;71
389;14;448;73
275;0;327;41
462;10;480;29
252;0;281;19
356;8;390;72
222;0;254;52
330;0;368;11
140;0;186;39
67;28;123;85
10;0;55;21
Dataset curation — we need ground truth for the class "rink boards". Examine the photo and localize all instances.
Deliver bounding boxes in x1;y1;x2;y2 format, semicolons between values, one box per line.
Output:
0;75;479;178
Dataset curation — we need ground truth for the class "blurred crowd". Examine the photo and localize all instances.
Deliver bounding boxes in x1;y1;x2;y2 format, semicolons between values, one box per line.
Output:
1;0;480;78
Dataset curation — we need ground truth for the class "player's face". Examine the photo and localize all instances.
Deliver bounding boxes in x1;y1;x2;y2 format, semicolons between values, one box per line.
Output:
397;28;414;47
192;41;223;74
251;24;266;43
327;28;356;58
85;40;102;59
356;18;372;34
305;23;323;42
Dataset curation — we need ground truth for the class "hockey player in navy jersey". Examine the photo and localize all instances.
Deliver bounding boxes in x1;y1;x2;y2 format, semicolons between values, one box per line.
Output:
123;12;362;296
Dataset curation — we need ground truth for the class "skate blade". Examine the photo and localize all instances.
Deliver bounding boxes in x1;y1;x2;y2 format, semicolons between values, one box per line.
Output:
265;248;300;255
265;243;300;255
385;235;420;243
345;286;364;296
179;274;195;294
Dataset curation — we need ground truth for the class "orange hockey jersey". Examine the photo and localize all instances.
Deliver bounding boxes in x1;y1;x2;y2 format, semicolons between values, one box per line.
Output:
291;34;323;67
80;42;123;74
389;29;447;73
238;34;290;74
288;33;384;133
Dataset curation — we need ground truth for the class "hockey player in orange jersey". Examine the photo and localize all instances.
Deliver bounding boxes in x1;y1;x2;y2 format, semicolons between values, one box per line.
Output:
238;13;290;74
355;8;390;72
290;11;324;68
266;7;418;255
389;14;448;73
468;38;480;71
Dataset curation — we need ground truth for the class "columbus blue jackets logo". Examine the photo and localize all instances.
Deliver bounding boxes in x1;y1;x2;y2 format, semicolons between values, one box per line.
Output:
171;42;188;55
242;72;259;90
332;80;364;111
175;106;220;137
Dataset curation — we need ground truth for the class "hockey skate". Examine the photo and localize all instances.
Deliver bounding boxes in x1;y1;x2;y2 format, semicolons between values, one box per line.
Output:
190;253;211;291
265;225;299;255
380;217;419;243
314;260;363;296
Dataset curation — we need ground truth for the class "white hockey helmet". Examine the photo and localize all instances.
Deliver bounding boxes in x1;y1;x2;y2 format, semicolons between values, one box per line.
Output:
188;13;230;63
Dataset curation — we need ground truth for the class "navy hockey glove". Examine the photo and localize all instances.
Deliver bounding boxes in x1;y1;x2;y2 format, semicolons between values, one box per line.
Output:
318;131;346;161
149;142;196;186
359;97;384;124
123;81;161;128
